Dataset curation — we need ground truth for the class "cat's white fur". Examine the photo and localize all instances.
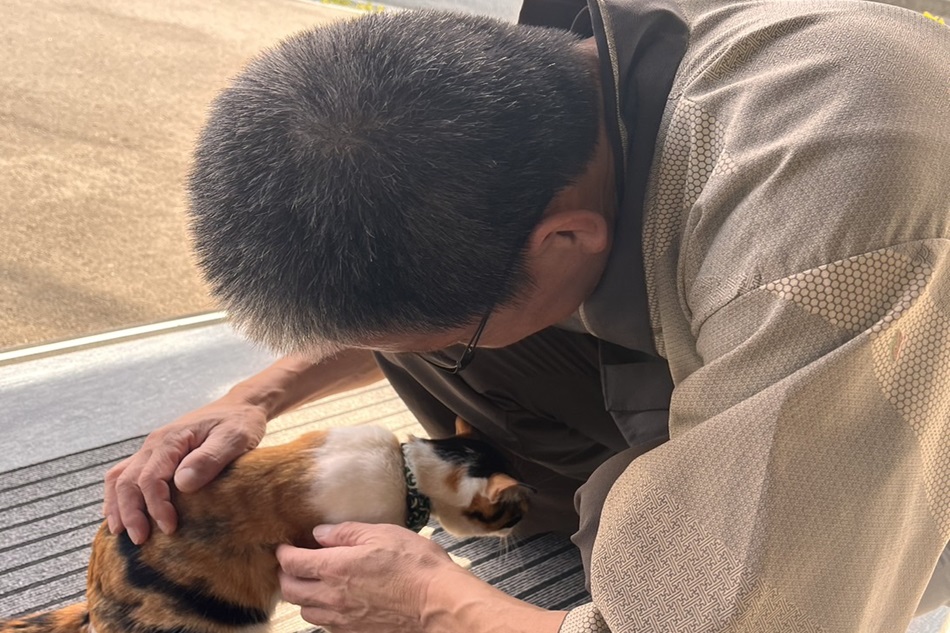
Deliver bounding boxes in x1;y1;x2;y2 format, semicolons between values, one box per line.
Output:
309;426;407;526
308;425;515;537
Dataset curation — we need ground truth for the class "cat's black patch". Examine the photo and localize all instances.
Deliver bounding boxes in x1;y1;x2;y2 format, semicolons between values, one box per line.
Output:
117;533;269;627
465;507;508;524
92;596;143;633
6;613;52;630
25;614;51;625
183;516;233;544
466;499;524;529
96;599;195;633
424;436;510;479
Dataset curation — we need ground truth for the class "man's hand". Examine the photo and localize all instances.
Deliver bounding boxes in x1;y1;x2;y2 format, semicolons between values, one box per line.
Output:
277;523;453;633
103;399;267;544
277;523;567;633
101;351;385;546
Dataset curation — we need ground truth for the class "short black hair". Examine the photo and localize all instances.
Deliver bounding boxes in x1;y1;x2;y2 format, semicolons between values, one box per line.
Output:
189;10;600;354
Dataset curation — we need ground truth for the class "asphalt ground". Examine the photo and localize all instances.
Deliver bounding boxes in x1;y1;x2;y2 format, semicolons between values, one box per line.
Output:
0;0;347;351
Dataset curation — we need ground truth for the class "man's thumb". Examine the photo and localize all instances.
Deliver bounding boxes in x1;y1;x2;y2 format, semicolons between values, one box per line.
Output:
313;522;371;547
173;434;241;492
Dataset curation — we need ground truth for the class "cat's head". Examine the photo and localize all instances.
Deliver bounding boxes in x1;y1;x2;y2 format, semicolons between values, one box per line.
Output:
403;420;531;538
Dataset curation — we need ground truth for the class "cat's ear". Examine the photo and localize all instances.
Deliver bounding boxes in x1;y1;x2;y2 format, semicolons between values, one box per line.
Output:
454;417;476;436
485;473;528;502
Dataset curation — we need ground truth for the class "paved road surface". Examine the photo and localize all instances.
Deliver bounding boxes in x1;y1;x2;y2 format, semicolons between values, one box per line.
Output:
0;0;346;350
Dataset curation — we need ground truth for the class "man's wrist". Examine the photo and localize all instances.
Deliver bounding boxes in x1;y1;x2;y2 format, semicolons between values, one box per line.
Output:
422;566;567;633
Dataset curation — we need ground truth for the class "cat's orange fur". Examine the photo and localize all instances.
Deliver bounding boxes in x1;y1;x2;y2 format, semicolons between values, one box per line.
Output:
1;423;528;633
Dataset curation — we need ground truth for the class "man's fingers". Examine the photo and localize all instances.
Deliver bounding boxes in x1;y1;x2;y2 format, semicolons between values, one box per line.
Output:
124;513;151;545
113;434;185;544
312;522;385;548
278;569;348;629
137;432;199;534
278;571;333;606
276;543;362;582
103;457;132;532
174;428;256;493
114;460;151;543
276;544;328;580
140;477;177;535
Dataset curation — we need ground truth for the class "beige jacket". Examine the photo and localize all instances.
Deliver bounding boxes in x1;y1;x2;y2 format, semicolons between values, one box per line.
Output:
563;1;950;631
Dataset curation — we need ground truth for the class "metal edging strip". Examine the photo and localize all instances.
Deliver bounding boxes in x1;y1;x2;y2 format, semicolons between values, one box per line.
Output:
0;312;229;367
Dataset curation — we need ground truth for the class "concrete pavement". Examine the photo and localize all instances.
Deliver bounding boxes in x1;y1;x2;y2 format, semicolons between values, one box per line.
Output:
0;0;348;350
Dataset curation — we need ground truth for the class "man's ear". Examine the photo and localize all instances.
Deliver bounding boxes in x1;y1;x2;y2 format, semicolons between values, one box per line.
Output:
528;209;609;257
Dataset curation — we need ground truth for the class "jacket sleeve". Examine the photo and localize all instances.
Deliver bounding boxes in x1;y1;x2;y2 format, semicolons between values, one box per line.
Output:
563;240;950;632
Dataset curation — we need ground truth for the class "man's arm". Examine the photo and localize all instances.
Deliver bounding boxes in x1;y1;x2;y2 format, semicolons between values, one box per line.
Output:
225;348;383;418
562;240;950;633
104;348;382;543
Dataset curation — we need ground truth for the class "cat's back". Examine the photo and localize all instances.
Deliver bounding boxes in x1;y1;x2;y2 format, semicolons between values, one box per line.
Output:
3;426;409;633
306;425;407;526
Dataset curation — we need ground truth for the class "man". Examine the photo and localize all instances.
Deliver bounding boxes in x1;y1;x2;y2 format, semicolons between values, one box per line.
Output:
103;0;950;631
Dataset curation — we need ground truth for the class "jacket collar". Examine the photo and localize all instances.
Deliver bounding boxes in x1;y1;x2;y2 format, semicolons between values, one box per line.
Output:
575;0;689;355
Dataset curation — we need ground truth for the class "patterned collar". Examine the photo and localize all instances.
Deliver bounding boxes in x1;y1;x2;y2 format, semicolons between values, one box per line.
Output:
400;443;431;532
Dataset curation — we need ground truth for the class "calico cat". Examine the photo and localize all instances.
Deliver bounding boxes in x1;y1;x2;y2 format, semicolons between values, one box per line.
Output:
1;420;530;633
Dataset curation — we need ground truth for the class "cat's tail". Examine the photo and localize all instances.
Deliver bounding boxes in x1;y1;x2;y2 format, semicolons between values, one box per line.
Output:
0;603;89;633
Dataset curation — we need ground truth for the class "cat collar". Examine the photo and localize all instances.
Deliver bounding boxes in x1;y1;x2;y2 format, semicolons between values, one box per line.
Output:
400;443;432;532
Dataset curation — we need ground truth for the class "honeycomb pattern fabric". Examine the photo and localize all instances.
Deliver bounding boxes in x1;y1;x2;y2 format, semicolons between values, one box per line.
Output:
559;603;608;633
643;98;737;358
591;486;824;633
872;291;950;537
764;250;931;334
758;243;950;536
571;0;950;630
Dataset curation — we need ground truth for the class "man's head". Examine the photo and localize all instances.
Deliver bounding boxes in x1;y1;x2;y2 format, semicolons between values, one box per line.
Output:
189;10;607;357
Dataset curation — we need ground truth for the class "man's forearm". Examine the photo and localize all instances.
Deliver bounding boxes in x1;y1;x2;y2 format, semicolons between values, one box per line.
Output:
424;567;567;633
221;349;384;420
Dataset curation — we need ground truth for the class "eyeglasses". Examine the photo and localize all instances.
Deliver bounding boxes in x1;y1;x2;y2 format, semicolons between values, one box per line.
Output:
422;310;492;374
